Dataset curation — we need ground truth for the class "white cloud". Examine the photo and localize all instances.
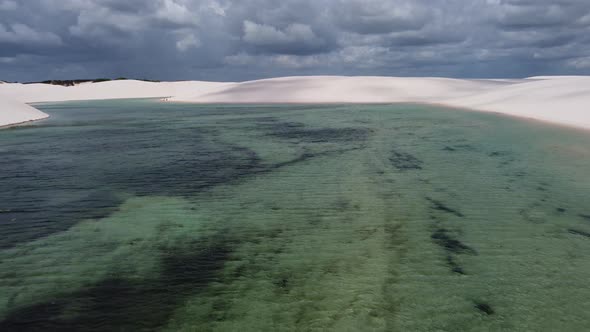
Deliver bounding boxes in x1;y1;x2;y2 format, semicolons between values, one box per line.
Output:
208;1;227;17
176;31;200;51
155;0;196;25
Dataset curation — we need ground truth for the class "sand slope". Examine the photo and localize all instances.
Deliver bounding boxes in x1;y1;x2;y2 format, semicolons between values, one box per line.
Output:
171;75;590;129
0;96;49;128
0;76;588;129
0;80;234;103
174;76;515;103
445;76;590;129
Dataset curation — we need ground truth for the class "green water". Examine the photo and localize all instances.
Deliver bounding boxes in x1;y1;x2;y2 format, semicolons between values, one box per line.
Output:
1;100;590;331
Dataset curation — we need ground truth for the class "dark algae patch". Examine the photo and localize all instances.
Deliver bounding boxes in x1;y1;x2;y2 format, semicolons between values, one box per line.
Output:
0;190;123;249
390;150;423;171
568;229;590;238
266;121;371;143
474;301;495;315
431;229;476;255
0;235;236;331
426;197;465;218
431;228;476;274
0;114;366;249
446;254;466;275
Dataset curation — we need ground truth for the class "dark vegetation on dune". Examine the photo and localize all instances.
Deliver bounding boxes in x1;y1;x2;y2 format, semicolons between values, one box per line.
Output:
22;78;161;86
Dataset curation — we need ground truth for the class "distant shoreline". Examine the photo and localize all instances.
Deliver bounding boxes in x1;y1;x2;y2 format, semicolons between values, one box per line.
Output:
1;75;589;130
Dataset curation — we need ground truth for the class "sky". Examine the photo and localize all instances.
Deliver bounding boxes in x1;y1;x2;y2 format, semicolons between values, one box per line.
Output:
1;0;589;82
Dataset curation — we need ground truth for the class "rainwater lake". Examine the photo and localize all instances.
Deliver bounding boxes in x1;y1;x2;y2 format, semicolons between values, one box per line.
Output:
1;100;590;331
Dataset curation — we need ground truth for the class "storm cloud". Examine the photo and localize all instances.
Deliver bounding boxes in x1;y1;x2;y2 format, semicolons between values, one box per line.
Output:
0;0;589;81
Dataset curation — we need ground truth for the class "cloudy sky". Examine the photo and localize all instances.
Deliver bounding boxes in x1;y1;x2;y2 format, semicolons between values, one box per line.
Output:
1;0;589;82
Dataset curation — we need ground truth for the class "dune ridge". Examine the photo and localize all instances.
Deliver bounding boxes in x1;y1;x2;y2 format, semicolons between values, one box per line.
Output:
1;76;589;129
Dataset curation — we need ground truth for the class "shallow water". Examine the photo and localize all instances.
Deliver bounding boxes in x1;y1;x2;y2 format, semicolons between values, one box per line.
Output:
1;100;590;331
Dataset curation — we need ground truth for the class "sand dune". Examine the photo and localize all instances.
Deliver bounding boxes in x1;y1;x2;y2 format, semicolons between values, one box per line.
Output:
171;76;590;129
444;76;590;129
0;76;589;129
0;96;49;128
174;76;515;103
0;80;234;103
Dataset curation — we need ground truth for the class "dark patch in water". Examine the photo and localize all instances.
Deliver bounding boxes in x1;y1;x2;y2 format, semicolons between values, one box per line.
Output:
275;277;290;291
426;197;464;218
0;236;235;331
0;191;123;249
431;229;476;255
269;147;362;171
333;198;360;212
474;301;495;315
446;254;465;275
390;150;423;171
556;208;567;213
208;299;231;322
568;229;590;238
579;214;590;222
2;102;376;247
431;227;476;274
0;123;250;247
159;237;234;286
267;125;371;143
443;144;477;152
489;151;509;157
1;124;363;249
223;116;281;126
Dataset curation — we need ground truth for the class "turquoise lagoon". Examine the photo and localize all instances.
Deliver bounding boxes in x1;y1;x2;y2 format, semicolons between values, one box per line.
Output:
0;100;589;331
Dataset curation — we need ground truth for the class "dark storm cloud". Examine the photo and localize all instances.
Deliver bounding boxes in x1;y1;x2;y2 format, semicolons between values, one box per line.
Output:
491;0;590;29
334;0;432;35
0;0;589;81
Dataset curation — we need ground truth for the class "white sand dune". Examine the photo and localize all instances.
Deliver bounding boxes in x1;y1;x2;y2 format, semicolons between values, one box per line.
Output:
444;76;590;129
171;75;590;129
0;76;589;129
175;76;515;104
0;80;234;104
0;96;49;128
